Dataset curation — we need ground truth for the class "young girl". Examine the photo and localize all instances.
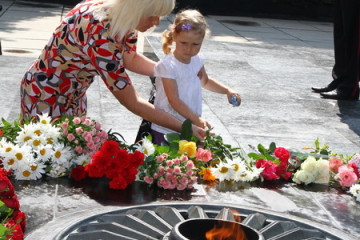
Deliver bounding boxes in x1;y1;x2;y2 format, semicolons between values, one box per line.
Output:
151;9;241;144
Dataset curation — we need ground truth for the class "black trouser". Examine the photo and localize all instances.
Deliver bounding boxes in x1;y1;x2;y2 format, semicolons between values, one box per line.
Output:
332;0;360;95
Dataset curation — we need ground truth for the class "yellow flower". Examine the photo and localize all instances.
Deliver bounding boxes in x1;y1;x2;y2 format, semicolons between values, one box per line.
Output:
178;140;197;158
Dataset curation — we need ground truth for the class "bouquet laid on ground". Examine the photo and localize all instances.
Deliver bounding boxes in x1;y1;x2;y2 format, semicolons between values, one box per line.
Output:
0;114;108;180
138;120;262;190
0;169;26;240
247;139;360;202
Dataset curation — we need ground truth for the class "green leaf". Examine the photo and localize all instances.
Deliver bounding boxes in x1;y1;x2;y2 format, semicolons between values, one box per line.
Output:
257;144;267;155
169;142;179;154
165;133;180;143
157;145;170;154
180;119;193;140
320;149;329;155
314;138;320;150
269;142;276;153
248;153;260;160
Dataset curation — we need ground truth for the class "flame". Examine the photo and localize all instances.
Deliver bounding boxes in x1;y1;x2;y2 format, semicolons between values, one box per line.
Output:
205;210;247;240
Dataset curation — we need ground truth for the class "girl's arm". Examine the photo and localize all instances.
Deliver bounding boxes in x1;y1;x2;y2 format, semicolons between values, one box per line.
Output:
162;77;211;129
123;51;156;76
112;84;207;139
199;66;241;105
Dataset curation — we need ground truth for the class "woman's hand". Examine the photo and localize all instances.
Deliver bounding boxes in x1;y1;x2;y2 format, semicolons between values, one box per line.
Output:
194;117;211;130
192;124;207;140
226;89;241;106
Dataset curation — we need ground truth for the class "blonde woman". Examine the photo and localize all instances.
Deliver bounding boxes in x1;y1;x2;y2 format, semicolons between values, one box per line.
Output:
20;0;206;139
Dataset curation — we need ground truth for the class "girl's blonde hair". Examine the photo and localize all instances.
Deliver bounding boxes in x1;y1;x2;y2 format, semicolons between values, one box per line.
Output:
90;0;175;39
162;9;209;55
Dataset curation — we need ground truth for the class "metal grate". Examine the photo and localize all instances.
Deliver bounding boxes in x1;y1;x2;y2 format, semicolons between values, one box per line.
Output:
55;203;353;240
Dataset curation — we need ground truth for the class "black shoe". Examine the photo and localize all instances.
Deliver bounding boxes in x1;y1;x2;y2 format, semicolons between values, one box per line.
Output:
320;89;359;100
312;79;340;93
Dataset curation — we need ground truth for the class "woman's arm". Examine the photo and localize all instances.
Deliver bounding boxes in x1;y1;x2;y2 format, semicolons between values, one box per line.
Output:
162;77;211;129
199;67;241;104
112;84;207;139
123;51;156;76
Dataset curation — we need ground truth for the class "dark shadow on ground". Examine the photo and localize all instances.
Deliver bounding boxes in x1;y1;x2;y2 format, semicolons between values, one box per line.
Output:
337;100;360;137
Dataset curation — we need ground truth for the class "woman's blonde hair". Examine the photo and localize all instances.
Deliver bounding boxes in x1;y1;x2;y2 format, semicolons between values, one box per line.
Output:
162;9;209;55
90;0;175;39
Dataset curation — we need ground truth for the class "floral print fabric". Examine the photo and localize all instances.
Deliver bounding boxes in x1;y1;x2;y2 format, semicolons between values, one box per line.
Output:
20;0;137;119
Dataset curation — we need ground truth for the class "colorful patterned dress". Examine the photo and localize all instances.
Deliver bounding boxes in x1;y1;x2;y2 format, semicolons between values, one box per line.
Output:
20;0;137;119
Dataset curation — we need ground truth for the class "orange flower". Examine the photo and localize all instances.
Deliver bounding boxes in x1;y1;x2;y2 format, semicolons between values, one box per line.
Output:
202;168;216;182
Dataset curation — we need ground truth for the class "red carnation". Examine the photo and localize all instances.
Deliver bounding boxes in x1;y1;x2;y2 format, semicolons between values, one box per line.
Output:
132;151;145;166
348;162;360;178
256;159;279;180
1;195;20;210
0;129;3;137
0;175;15;197
276;163;292;180
109;175;128;190
5;219;24;240
274;147;290;163
12;210;26;232
71;165;88;181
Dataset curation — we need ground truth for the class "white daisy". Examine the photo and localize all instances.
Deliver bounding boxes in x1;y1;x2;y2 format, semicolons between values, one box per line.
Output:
29;162;46;179
15;124;36;145
34;144;54;162
2;144;31;170
38;113;52;125
227;158;247;178
14;164;37;180
141;137;155;155
43;125;61;144
48;162;69;178
26;135;47;149
211;161;233;182
72;154;91;166
51;143;73;164
349;184;360;202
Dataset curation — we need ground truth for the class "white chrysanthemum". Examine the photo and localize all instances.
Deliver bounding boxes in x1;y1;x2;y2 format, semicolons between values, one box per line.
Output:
26;135;47;149
211;161;232;182
72;154;91;166
293;170;316;185
29;162;46;179
0;141;16;156
314;159;330;184
349;184;360;202
51;143;73;164
301;156;318;174
38;113;52;125
34;144;54;162
140;137;155;156
2;145;32;171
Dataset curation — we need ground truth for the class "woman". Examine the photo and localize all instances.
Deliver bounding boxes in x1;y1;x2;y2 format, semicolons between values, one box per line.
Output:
20;0;206;138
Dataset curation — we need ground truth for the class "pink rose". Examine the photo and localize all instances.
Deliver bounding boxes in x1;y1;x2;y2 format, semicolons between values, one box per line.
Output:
196;148;213;162
144;176;153;184
153;173;159;179
73;117;81;124
335;169;358;187
166;168;173;174
76;127;83;134
174;159;181;165
166;160;174;166
186;161;194;169
62;129;68;135
181;156;188;162
177;184;186;191
75;146;83;153
157;156;164;163
186;170;193;176
84;135;92;142
84;119;92;126
174;166;181;174
95;123;102;130
329;158;343;172
67;134;75;141
61;122;68;129
180;178;188;185
81;116;87;122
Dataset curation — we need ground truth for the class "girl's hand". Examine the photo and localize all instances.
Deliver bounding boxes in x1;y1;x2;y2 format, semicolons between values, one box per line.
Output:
192;124;207;140
227;89;241;106
194;117;212;130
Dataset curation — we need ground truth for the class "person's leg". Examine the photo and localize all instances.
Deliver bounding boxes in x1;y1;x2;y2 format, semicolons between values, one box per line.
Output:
312;0;343;93
321;0;360;100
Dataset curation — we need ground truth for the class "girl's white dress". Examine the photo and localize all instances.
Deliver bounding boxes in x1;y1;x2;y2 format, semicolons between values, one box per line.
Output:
152;52;204;134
